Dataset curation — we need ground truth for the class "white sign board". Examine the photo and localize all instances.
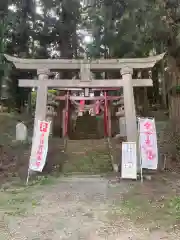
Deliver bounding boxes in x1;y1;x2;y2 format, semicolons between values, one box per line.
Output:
121;142;137;179
138;118;158;170
29;120;51;172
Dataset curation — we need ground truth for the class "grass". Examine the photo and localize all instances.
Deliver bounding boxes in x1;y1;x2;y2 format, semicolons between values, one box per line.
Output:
27;175;58;186
0;175;58;238
107;183;180;231
169;197;180;220
0;112;33;145
0;189;34;216
0;175;59;217
62;148;113;174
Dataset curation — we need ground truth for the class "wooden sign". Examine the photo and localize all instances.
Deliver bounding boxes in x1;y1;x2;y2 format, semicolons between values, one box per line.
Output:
121;142;137;179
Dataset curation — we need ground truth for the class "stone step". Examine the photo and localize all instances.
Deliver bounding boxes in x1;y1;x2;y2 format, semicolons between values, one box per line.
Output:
66;139;107;150
70;135;100;140
70;115;103;140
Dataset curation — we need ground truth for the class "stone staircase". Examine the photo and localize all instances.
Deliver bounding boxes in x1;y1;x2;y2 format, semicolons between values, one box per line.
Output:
69;115;101;140
62;139;113;173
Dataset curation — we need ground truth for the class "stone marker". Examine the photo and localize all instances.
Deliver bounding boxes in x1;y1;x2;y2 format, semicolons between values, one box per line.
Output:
16;121;27;141
119;116;126;137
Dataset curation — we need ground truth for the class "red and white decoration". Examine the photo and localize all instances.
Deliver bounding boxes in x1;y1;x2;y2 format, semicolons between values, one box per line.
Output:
29;120;51;172
138;118;158;170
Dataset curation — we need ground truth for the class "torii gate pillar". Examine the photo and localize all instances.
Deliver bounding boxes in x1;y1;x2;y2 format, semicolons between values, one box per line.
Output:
121;67;137;142
34;69;50;130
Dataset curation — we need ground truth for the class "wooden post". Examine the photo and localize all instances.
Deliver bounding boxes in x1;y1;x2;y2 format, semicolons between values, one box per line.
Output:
27;91;32;114
62;109;66;137
121;67;137;142
104;91;108;137
118;107;121;135
65;91;69;137
161;42;167;108
108;106;111;137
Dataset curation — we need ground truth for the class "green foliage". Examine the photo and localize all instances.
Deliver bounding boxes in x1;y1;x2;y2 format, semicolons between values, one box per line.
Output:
169;196;180;219
85;0;180;60
0;175;58;217
2;0;83;108
0;12;12;97
31;89;57;107
0;0;179;108
109;184;180;228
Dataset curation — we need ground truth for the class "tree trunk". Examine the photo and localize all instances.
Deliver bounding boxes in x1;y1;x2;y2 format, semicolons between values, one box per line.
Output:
152;64;160;104
168;56;180;132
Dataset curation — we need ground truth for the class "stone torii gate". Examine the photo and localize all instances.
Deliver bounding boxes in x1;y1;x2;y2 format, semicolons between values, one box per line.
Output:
4;54;164;142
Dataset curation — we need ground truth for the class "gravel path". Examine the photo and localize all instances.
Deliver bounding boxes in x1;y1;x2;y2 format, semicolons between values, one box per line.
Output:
2;176;179;240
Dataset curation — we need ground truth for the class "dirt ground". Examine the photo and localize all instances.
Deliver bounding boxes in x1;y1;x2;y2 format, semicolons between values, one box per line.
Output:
0;114;180;239
0;174;180;240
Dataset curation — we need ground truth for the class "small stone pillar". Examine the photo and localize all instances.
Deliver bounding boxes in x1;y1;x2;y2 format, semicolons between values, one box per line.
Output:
16;121;27;141
46;106;56;135
118;107;126;137
121;67;137;142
